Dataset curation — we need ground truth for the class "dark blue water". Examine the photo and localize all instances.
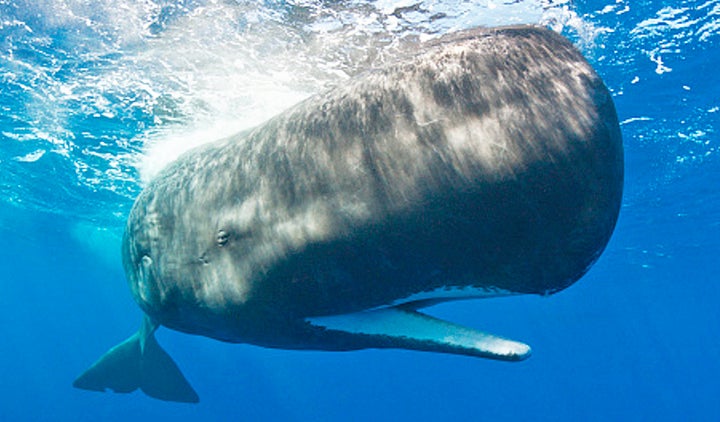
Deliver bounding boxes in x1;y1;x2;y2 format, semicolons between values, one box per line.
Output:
1;1;718;420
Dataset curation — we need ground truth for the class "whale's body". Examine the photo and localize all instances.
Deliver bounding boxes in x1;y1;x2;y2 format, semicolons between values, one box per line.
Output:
74;25;623;403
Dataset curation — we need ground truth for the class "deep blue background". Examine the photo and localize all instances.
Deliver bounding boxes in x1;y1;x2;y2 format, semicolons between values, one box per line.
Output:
1;1;718;420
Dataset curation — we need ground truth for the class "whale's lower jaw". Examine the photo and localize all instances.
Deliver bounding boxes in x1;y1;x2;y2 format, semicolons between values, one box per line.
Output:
305;306;531;361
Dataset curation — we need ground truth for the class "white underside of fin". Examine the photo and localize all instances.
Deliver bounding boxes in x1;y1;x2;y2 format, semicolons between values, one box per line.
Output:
306;306;530;361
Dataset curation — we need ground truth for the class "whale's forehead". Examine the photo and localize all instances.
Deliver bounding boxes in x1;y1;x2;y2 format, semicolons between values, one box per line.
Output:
122;181;258;317
122;192;172;310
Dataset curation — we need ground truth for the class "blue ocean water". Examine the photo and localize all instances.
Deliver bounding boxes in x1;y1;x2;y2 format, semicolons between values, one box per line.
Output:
1;0;718;420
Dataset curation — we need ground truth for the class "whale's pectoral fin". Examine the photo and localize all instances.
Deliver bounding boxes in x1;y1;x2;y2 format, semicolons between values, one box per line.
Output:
306;306;531;361
73;316;199;403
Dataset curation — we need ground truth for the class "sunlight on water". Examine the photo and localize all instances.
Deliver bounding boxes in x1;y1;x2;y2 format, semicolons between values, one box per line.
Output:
3;0;716;226
0;0;720;224
132;0;561;183
0;0;590;225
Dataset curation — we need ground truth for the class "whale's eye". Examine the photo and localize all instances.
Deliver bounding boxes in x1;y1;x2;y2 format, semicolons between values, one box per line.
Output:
216;229;230;247
141;255;153;266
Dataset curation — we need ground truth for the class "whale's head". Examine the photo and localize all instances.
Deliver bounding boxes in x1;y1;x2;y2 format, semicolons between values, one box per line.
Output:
120;166;262;331
121;200;163;314
121;188;182;320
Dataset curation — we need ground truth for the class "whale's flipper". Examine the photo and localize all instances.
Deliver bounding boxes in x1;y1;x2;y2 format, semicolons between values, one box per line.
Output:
306;307;531;361
73;316;199;403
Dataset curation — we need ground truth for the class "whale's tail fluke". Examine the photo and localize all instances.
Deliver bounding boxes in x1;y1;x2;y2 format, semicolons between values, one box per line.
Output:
73;316;199;403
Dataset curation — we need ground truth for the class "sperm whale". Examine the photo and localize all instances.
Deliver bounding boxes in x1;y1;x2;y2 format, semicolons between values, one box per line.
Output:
74;25;623;402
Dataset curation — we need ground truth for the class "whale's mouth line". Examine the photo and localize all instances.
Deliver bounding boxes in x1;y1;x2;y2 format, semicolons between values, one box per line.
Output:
385;284;518;309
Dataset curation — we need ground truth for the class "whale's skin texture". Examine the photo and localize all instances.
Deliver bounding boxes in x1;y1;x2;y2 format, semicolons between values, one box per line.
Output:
122;25;622;353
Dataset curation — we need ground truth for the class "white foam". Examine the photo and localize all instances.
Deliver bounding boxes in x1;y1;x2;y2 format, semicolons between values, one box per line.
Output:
7;0;597;220
132;0;580;184
14;150;46;162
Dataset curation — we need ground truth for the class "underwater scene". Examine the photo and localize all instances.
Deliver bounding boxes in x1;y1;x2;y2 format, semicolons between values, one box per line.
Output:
1;0;718;420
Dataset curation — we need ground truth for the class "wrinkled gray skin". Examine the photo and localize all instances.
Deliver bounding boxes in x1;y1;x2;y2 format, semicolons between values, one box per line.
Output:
124;26;623;351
